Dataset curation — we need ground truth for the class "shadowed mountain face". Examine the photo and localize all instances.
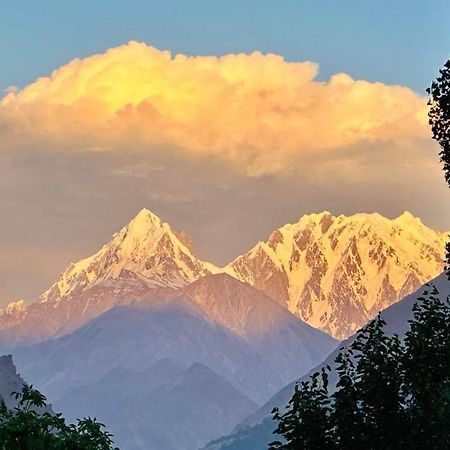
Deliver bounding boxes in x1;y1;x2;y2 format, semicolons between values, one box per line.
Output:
0;355;27;409
12;274;336;450
205;272;450;450
57;360;258;450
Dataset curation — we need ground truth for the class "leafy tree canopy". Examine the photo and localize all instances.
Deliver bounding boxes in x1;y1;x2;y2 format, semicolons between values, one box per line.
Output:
270;285;450;450
0;385;119;450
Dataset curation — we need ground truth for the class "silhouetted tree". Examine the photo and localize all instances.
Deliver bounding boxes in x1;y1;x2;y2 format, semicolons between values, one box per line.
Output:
0;385;118;450
403;286;450;449
269;367;331;450
428;59;450;272
270;286;450;449
351;315;407;449
331;348;363;450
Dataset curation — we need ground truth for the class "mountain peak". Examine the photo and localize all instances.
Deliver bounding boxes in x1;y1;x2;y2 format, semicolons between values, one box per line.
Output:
0;300;26;316
133;207;161;223
227;210;447;339
394;210;422;225
126;208;165;235
40;209;214;304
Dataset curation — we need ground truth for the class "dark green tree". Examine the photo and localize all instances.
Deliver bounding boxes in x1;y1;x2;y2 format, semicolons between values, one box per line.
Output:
403;286;450;449
0;385;118;450
331;348;362;450
428;59;450;188
428;59;450;272
269;367;331;450
350;315;407;449
270;286;450;450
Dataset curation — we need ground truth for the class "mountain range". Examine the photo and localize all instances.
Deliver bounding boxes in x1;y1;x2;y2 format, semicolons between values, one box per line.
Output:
0;209;446;344
0;208;447;449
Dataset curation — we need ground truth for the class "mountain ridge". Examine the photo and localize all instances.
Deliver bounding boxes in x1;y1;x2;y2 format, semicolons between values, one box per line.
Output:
225;211;447;338
0;208;447;345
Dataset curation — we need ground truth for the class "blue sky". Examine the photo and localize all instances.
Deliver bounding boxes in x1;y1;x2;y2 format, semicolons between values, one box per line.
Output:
1;0;449;94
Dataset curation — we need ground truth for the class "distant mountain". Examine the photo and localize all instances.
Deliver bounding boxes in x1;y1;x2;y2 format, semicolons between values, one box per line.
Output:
0;209;217;347
205;272;450;450
226;211;447;338
57;360;258;450
13;275;336;404
0;354;27;409
0;209;445;346
12;275;336;450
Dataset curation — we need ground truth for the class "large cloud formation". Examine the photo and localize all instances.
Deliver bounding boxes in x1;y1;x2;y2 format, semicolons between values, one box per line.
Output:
0;41;428;175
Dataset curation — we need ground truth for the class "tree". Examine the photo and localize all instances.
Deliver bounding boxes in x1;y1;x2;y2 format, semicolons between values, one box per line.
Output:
269;367;331;450
331;348;363;450
350;315;407;449
270;287;450;449
403;286;450;449
428;59;450;272
0;385;119;450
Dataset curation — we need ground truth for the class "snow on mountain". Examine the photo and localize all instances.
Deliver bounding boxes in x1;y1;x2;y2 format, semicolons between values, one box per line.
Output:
226;211;447;339
0;209;446;347
41;208;213;303
0;300;26;316
0;209;216;346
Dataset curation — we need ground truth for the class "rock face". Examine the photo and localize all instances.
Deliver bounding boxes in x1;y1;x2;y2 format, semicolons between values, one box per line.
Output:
226;212;447;339
0;354;26;409
40;208;212;303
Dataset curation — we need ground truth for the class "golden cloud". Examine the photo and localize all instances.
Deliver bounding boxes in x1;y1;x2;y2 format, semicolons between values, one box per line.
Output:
0;41;429;174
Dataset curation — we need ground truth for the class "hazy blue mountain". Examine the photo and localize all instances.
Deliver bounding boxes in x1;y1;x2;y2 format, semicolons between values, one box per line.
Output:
12;275;337;450
205;272;450;450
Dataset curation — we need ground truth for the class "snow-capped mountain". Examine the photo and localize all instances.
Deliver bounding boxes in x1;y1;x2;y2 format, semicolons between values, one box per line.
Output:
226;211;447;339
41;208;213;303
0;209;446;346
0;209;217;346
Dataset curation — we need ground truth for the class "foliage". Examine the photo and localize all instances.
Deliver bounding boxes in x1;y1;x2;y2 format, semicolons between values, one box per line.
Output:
0;385;119;450
428;59;450;273
428;59;450;189
270;285;450;449
270;367;331;450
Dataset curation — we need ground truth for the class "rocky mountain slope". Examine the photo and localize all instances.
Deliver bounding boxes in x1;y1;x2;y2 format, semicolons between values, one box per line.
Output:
0;354;27;409
226;212;447;338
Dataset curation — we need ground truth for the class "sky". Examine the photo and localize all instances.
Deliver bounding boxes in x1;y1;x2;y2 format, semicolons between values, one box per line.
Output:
0;0;450;305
